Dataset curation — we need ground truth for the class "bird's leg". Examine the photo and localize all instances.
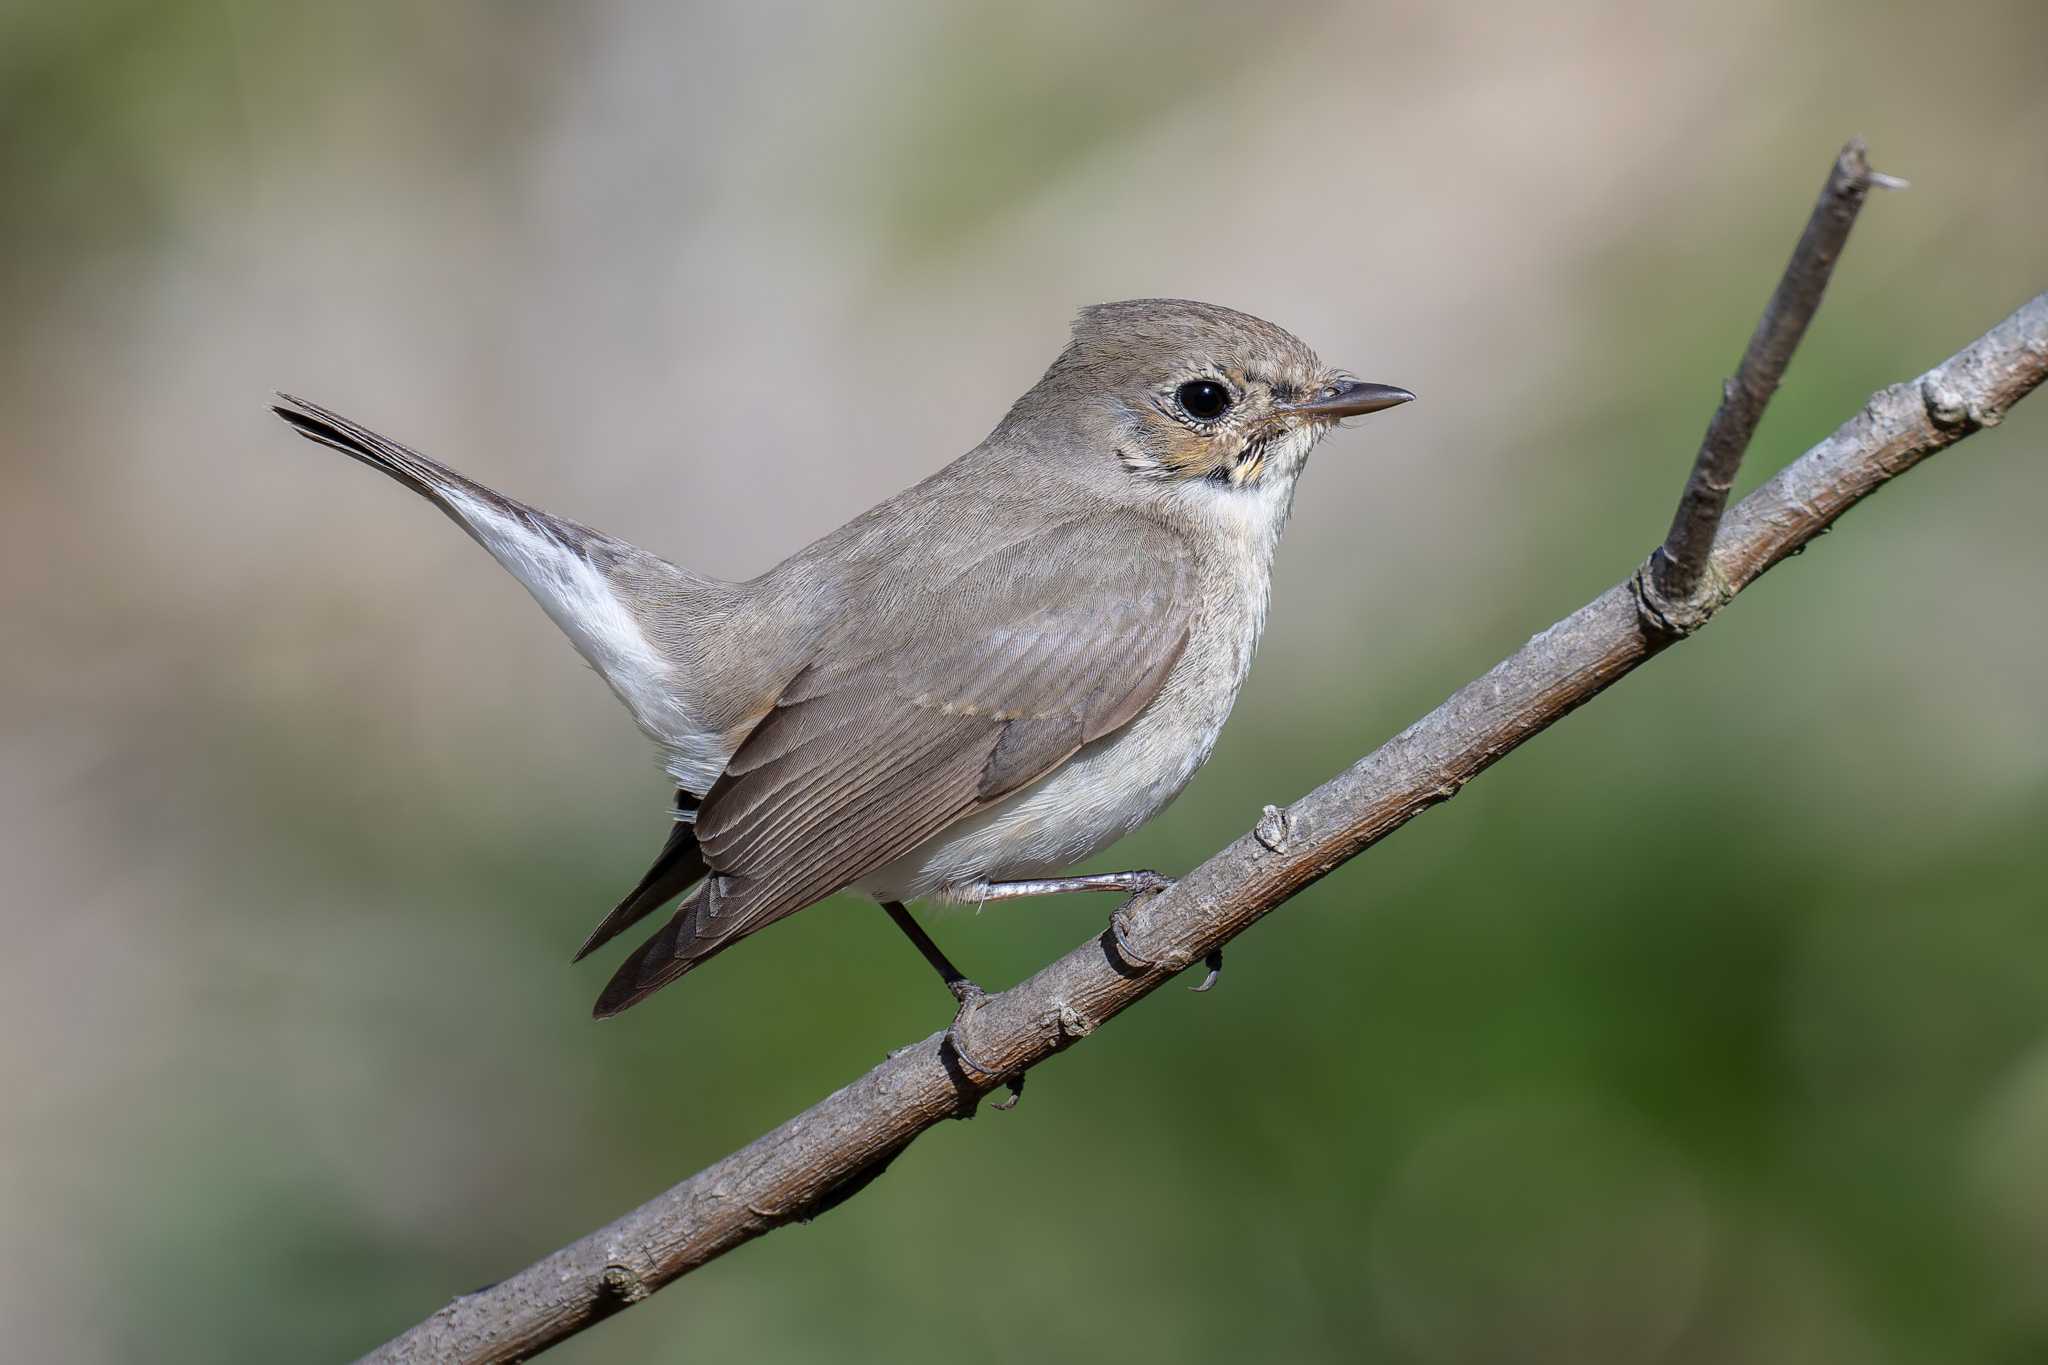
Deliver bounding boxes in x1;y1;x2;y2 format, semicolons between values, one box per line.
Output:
969;869;1176;902
973;870;1219;991
881;898;978;1001
879;901;1020;1106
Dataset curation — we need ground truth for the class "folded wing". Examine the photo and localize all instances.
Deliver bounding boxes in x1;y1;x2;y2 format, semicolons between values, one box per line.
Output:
593;513;1192;1016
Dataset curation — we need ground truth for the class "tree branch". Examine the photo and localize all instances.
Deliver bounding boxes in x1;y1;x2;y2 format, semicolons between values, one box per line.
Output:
358;179;2048;1365
1649;137;1904;618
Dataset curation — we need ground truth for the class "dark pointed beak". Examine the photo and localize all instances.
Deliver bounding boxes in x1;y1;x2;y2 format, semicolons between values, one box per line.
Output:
1283;378;1416;420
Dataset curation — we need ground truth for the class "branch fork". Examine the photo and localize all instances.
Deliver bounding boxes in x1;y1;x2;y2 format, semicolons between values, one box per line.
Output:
1643;137;1900;635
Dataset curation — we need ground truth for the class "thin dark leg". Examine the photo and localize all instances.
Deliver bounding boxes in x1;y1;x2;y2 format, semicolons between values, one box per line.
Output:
881;901;1020;1105
881;900;975;1000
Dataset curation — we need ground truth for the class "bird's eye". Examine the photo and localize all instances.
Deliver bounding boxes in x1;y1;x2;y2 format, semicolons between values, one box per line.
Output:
1176;379;1232;423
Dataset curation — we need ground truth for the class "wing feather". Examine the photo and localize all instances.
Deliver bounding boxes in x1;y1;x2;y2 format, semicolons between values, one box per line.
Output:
594;513;1195;1015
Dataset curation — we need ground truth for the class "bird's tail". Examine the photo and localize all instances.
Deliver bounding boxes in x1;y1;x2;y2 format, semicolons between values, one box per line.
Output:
272;393;619;568
572;792;707;964
273;393;491;509
271;394;724;773
590;882;735;1018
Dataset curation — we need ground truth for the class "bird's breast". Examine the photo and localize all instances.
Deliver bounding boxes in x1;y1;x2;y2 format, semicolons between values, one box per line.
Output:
863;549;1274;902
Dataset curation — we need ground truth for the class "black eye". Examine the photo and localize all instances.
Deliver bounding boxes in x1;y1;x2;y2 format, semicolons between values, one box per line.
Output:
1176;379;1231;422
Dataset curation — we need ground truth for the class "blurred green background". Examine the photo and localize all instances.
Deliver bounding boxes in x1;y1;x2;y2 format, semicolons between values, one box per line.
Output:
3;2;2045;1361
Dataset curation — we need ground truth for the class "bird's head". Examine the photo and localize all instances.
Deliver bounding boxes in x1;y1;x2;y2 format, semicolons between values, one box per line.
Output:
1005;298;1413;495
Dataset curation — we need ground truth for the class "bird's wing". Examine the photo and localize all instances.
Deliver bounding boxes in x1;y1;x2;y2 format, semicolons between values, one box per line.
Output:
571;792;706;962
593;512;1194;1015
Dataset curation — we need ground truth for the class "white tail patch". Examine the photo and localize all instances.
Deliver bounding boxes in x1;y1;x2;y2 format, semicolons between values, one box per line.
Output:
439;488;725;789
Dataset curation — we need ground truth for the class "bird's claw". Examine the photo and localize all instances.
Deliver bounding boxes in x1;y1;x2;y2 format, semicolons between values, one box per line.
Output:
942;980;1022;1108
1107;874;1178;970
1189;946;1224;992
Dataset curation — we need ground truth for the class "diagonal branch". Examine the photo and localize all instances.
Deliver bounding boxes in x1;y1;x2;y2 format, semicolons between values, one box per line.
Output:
1647;137;1905;619
357;180;2048;1365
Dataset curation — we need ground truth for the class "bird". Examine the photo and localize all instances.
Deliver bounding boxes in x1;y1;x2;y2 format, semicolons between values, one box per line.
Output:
272;298;1412;1066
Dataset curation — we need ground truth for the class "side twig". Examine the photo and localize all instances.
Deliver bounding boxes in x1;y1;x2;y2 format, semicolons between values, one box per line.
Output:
358;167;2047;1365
1646;137;1904;625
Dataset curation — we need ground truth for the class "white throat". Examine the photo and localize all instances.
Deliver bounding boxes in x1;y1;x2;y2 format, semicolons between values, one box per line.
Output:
1171;421;1319;570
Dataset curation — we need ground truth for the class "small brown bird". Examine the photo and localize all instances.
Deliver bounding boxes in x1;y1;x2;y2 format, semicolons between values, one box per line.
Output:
273;299;1410;1053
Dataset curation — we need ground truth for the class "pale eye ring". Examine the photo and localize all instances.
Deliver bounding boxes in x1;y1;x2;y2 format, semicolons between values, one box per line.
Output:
1176;379;1232;422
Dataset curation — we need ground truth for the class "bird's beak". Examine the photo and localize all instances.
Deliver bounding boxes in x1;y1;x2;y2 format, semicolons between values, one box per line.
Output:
1281;378;1417;421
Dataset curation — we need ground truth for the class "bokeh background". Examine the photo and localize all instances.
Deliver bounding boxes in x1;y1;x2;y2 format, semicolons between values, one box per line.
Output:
5;2;2046;1361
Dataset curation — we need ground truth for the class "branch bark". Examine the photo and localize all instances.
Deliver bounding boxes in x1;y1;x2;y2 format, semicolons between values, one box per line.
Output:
1649;138;1903;612
358;171;2048;1364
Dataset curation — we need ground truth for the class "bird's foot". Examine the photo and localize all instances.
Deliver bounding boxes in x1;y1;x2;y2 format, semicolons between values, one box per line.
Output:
1112;868;1176;897
1103;877;1222;991
943;979;1023;1109
1106;873;1178;970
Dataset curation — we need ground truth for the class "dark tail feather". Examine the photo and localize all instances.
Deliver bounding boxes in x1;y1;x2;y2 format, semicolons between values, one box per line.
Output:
573;794;706;963
592;888;732;1018
593;859;778;1018
269;393;485;505
271;392;644;580
591;901;696;1018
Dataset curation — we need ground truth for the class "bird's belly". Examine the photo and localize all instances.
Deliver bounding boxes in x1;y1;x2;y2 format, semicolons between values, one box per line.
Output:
856;606;1255;904
855;721;1213;903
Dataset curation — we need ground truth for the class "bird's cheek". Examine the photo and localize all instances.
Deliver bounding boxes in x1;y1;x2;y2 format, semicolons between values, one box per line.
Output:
1153;427;1226;480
